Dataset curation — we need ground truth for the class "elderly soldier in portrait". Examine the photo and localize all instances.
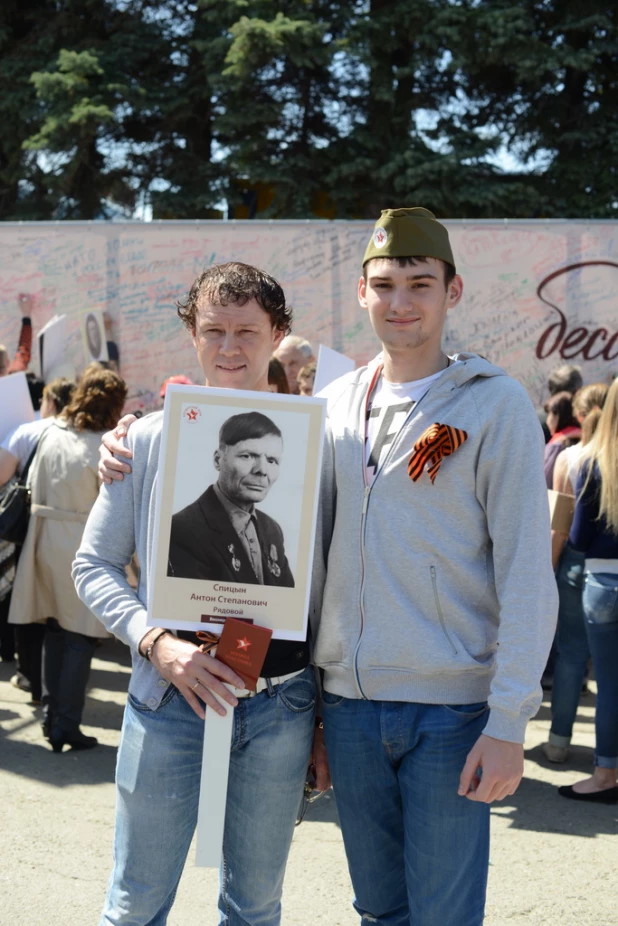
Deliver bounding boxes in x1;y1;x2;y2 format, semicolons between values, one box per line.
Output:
168;411;294;587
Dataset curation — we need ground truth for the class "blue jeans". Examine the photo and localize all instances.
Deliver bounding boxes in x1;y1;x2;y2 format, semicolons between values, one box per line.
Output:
582;573;618;769
322;694;490;926
549;544;589;746
101;667;316;925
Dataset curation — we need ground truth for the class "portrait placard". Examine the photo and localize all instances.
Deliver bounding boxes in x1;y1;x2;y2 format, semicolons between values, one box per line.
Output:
148;384;326;640
81;310;109;364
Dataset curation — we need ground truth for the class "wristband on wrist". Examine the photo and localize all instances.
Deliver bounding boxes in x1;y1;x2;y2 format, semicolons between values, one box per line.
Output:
142;629;170;662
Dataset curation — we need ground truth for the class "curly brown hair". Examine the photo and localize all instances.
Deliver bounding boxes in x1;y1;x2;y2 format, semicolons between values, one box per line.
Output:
177;262;292;335
62;368;127;432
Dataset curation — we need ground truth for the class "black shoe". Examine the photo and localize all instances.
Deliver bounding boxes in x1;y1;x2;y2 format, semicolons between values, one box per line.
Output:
41;716;53;739
49;727;99;753
558;785;618;804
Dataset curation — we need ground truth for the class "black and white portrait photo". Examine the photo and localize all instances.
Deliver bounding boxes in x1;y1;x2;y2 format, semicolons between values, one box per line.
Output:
167;411;295;588
148;385;326;640
81;310;109;363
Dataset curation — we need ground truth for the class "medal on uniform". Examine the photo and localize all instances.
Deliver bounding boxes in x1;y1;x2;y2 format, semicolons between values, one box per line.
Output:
267;543;281;578
228;543;241;572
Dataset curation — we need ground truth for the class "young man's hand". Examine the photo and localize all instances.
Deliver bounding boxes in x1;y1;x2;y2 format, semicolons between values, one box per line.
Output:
99;414;137;483
458;734;524;803
146;634;245;719
311;725;331;792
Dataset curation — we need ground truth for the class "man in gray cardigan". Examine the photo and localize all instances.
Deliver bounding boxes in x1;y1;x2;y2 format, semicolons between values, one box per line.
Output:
73;262;325;926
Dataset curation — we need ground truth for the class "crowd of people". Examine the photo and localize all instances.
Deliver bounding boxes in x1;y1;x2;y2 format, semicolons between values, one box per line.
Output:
0;208;616;926
539;363;618;802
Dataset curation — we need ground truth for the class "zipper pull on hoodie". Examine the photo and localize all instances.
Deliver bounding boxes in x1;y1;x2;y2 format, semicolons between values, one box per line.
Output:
362;486;370;515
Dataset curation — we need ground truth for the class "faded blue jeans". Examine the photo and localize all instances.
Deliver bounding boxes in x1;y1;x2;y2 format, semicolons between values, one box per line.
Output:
582;573;618;769
549;544;589;747
322;693;490;926
100;666;316;925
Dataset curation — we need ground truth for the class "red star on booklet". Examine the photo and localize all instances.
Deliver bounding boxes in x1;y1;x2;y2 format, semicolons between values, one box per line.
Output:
186;408;198;421
236;637;252;651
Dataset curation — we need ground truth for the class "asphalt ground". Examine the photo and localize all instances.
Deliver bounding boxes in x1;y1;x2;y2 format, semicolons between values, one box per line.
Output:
1;639;616;926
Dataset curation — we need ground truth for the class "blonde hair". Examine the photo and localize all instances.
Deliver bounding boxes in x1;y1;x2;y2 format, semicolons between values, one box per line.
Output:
573;383;609;445
582;378;618;535
572;382;608;421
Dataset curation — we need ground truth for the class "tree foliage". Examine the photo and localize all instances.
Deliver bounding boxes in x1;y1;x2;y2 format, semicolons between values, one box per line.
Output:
0;0;616;220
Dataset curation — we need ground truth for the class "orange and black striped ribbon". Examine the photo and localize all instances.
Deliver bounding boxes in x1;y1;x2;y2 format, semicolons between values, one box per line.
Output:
408;423;468;484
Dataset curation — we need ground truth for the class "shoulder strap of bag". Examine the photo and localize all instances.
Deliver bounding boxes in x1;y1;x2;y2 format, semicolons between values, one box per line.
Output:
19;440;40;485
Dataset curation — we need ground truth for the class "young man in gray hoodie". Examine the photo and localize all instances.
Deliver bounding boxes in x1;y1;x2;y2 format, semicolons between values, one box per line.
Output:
309;207;558;925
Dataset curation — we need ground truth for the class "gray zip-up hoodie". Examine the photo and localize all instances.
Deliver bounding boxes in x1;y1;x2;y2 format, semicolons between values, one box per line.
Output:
310;352;558;743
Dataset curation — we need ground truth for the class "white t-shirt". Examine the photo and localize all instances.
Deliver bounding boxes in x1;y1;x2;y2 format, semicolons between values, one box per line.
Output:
560;442;585;492
0;417;53;473
365;363;456;483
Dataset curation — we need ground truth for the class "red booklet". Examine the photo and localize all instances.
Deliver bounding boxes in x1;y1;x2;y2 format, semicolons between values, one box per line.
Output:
216;618;273;690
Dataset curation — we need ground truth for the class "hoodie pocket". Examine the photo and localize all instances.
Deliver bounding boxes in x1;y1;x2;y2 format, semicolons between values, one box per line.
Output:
430;565;458;656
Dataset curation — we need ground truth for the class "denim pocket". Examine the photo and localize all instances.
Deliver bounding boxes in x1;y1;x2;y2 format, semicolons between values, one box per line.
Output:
321;689;346;708
277;674;316;713
583;574;618;625
441;701;488;719
127;684;177;713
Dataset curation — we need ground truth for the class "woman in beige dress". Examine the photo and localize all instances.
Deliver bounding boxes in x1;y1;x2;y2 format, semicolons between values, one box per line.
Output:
9;367;127;752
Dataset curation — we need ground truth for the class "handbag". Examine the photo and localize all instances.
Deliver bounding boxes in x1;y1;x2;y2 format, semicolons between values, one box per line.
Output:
0;443;39;544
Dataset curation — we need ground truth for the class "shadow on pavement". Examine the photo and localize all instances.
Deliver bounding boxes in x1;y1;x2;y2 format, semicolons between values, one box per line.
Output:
1;731;118;786
494;770;618;837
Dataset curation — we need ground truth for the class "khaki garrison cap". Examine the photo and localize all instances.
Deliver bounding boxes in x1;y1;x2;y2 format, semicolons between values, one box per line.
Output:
362;207;455;269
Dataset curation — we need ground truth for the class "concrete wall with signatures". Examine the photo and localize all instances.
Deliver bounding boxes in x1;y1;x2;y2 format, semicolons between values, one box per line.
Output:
0;220;616;412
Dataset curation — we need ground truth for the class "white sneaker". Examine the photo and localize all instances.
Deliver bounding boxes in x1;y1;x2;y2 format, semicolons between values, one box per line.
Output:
542;742;568;763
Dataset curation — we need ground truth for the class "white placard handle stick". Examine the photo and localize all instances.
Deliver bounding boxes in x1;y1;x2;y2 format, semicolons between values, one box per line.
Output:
195;690;235;868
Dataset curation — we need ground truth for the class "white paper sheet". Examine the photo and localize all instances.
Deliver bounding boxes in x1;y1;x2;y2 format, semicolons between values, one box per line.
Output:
313;344;355;395
195;696;235;868
0;372;35;444
38;314;73;381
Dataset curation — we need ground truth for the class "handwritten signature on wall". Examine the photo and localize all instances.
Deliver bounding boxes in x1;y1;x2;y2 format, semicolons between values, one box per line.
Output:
536;261;618;362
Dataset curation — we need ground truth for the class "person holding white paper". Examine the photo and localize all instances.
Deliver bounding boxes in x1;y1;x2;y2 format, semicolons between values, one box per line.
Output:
73;263;323;926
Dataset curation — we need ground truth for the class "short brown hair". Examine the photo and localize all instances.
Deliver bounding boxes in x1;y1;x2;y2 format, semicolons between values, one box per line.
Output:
177;262;292;335
363;256;456;287
63;368;127;432
43;377;75;413
544;391;578;432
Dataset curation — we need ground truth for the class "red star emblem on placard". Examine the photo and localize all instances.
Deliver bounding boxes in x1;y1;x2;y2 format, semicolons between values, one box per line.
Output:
183;406;201;422
236;637;252;651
